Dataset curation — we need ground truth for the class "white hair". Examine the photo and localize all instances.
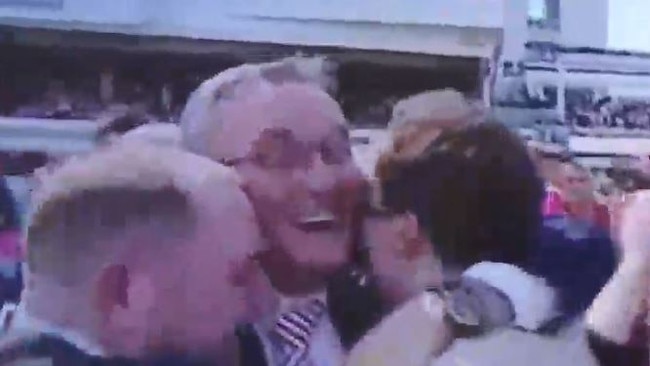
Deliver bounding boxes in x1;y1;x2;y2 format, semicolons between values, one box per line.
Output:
180;57;336;159
180;64;273;157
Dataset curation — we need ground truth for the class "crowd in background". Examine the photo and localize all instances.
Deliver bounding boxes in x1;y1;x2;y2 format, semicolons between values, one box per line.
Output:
0;57;647;366
568;99;650;136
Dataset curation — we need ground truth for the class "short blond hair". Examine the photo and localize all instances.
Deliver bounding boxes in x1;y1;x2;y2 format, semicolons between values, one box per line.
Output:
27;144;240;285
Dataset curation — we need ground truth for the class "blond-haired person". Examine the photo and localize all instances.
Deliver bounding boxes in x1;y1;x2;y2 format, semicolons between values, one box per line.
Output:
0;143;275;366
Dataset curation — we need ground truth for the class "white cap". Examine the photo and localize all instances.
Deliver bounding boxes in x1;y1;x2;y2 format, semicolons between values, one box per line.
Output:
463;262;558;331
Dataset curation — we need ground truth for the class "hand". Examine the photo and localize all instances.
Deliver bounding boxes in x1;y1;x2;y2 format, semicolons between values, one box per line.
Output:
619;190;650;267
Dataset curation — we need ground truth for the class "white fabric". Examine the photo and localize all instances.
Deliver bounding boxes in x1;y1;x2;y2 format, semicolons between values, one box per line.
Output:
256;291;345;366
345;283;596;366
345;292;447;366
463;262;558;331
433;322;598;366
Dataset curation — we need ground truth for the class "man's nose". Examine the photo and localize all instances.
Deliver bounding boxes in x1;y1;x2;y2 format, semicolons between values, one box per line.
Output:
302;153;337;193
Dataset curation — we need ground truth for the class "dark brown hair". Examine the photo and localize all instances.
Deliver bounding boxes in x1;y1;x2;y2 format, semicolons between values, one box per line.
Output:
376;122;544;268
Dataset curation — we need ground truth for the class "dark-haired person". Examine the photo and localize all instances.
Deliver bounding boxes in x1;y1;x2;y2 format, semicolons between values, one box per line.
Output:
346;123;598;366
585;190;650;366
328;89;480;351
560;161;610;231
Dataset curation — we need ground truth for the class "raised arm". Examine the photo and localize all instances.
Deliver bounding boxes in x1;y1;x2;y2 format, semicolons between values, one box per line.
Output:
586;190;650;366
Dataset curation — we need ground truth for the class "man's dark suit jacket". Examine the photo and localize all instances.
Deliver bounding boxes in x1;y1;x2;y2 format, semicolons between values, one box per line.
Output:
0;330;269;366
588;331;648;366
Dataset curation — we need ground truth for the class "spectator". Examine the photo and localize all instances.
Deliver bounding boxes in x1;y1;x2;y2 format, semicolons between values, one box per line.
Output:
561;161;611;231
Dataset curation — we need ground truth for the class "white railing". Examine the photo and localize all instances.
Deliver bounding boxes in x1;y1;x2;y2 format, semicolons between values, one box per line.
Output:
569;135;650;155
0;117;97;154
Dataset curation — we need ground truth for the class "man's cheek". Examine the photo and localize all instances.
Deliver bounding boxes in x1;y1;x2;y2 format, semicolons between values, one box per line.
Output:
331;180;365;220
243;269;279;321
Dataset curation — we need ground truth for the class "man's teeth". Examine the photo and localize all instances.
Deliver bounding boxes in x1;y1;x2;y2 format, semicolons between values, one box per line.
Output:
299;210;336;223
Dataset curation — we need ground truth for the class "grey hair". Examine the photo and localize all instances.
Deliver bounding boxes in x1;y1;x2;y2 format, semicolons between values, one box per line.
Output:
180;63;269;158
180;57;336;159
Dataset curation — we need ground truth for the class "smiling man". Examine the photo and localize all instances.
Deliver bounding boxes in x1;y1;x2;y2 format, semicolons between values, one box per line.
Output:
181;64;364;366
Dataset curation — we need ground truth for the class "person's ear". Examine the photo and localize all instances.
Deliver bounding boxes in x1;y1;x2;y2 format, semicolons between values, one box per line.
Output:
393;212;428;261
98;266;156;353
95;264;130;316
95;264;156;318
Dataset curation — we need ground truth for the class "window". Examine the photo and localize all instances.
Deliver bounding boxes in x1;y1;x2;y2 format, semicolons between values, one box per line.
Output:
528;0;560;30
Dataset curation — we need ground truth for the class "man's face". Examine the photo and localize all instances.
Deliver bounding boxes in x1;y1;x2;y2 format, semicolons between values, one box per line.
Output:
563;164;594;202
540;158;564;186
216;84;364;295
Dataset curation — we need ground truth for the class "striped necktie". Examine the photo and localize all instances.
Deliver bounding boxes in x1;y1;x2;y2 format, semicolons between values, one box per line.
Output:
271;299;326;366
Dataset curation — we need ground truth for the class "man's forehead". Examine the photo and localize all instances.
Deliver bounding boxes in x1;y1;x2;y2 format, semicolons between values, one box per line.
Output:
213;83;346;157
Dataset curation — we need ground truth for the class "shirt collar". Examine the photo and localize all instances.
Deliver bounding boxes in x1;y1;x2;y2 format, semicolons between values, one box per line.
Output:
258;290;327;330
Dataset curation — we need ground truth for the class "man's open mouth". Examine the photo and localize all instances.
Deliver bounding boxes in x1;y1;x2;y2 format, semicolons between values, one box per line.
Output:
296;210;337;231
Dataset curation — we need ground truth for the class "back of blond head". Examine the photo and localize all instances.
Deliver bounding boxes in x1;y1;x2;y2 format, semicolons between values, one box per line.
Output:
27;143;241;285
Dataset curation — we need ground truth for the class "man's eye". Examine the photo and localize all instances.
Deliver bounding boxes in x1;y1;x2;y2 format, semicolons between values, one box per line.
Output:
321;141;350;165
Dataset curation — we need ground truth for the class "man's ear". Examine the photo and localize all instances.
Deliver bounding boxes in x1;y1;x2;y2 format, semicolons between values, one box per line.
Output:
395;212;420;241
95;264;130;316
394;213;429;261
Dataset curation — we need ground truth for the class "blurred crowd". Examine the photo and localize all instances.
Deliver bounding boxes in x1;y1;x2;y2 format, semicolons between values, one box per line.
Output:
568;96;650;137
8;79;163;123
0;57;647;366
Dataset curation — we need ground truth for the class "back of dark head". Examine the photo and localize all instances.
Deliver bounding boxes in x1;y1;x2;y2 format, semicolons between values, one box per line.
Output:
377;122;544;268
